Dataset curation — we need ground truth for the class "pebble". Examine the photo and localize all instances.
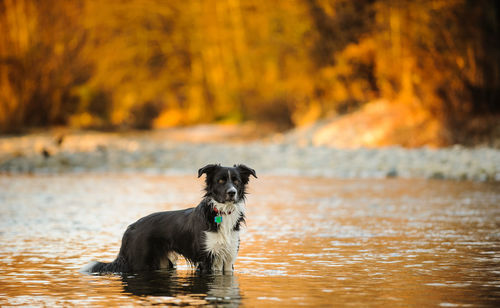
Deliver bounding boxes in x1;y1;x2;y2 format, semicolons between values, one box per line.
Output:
0;132;499;181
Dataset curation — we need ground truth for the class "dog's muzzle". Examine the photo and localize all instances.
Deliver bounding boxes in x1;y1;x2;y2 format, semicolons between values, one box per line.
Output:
226;186;237;202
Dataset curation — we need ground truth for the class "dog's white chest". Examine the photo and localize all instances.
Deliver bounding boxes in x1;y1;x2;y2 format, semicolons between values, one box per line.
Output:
204;200;243;271
204;212;240;257
204;228;239;257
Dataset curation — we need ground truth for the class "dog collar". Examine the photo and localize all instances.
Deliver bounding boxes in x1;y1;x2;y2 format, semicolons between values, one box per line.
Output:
213;207;232;215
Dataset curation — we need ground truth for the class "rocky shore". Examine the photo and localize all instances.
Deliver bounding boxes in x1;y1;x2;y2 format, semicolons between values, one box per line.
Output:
1;128;499;181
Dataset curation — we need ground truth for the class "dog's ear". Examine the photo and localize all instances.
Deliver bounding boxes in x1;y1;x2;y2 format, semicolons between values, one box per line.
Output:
198;164;220;178
234;164;257;183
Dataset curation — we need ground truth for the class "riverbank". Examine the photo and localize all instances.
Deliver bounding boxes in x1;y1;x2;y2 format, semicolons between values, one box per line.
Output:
1;128;499;181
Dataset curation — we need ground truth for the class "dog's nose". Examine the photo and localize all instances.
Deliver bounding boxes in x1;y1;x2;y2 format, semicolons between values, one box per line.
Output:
227;187;237;198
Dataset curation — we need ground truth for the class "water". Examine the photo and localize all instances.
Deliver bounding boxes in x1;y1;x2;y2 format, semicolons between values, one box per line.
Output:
0;174;499;306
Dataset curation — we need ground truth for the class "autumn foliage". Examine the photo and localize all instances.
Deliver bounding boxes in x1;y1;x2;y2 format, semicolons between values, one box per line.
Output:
1;0;499;145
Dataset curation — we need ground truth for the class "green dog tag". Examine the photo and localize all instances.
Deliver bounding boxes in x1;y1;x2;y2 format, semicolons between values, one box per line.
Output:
215;216;222;224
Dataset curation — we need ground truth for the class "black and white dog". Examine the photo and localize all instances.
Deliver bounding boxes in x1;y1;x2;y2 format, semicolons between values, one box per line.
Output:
81;164;256;274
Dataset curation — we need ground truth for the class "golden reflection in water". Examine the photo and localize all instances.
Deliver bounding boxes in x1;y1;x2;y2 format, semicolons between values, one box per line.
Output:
0;175;499;306
0;254;240;306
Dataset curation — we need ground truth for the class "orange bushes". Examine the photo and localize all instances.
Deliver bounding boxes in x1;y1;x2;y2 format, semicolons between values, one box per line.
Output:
0;0;498;145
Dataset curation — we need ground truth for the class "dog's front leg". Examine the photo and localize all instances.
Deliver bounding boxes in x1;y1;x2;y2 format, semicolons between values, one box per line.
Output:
223;261;234;274
212;256;224;272
223;235;239;274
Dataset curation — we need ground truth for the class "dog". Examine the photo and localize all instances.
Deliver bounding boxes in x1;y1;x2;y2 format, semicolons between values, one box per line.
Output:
80;164;256;274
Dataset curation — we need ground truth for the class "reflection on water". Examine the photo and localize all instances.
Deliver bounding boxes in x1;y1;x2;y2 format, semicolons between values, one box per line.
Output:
0;175;499;306
119;270;240;306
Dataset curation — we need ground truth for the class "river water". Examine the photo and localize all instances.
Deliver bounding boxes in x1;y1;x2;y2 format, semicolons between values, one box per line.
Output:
0;174;499;306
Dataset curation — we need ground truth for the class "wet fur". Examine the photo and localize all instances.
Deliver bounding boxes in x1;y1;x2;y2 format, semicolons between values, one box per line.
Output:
81;164;256;274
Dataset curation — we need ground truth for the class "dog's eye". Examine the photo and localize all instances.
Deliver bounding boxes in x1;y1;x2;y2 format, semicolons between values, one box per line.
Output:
233;179;239;185
218;179;226;184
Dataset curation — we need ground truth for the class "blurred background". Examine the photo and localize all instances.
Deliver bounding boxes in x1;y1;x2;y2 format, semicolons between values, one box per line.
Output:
0;0;499;147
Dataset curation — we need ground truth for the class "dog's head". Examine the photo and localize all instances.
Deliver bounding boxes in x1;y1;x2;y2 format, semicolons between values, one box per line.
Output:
198;164;257;203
